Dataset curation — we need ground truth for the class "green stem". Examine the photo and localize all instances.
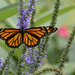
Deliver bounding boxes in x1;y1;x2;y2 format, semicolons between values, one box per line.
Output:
0;49;15;75
50;0;60;26
45;0;60;48
33;67;65;75
58;26;75;71
30;9;36;28
16;45;26;75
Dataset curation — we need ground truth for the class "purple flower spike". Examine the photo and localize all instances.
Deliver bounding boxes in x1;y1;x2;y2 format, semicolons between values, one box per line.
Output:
24;44;48;72
17;0;37;29
25;72;31;75
17;0;25;29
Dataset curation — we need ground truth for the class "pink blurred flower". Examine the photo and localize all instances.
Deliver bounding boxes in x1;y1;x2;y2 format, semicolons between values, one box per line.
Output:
57;25;69;38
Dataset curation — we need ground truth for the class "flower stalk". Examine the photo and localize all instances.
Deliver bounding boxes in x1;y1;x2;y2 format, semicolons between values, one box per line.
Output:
33;67;65;75
16;45;26;75
45;0;60;49
58;26;75;70
30;9;36;28
0;49;15;75
50;0;60;27
17;0;37;29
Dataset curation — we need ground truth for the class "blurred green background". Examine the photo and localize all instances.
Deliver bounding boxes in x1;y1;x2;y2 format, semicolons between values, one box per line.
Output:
0;0;75;75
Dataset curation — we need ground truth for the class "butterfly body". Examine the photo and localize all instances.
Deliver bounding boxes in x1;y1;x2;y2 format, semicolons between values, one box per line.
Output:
0;26;58;48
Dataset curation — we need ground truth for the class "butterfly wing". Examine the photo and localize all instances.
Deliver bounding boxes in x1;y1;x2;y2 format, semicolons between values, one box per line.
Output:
0;28;22;48
0;26;58;48
23;26;58;47
23;31;40;47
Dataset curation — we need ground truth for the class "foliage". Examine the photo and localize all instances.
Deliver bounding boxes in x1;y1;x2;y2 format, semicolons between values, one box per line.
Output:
0;0;75;75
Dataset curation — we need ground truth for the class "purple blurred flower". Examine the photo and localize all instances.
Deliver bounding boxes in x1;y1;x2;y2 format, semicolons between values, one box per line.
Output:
25;72;31;75
24;39;48;72
0;57;4;70
17;0;37;29
17;0;49;74
20;55;25;66
22;72;31;75
21;62;25;66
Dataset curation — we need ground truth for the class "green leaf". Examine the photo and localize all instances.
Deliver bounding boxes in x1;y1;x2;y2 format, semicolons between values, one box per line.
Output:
0;3;18;21
0;47;17;75
64;62;75;75
0;5;75;23
0;40;21;60
0;1;28;21
40;62;75;75
35;6;75;26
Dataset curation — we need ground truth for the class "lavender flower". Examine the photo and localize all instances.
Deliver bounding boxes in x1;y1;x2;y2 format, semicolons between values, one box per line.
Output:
22;72;31;75
17;0;37;29
0;57;4;70
24;39;48;72
25;72;31;75
17;0;37;74
17;0;48;73
20;55;25;66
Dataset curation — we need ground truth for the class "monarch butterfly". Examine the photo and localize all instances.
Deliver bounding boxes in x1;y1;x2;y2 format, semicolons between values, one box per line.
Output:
0;26;58;48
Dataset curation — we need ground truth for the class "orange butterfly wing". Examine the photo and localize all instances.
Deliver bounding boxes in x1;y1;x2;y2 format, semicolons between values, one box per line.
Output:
0;26;58;48
0;29;22;48
24;26;57;47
